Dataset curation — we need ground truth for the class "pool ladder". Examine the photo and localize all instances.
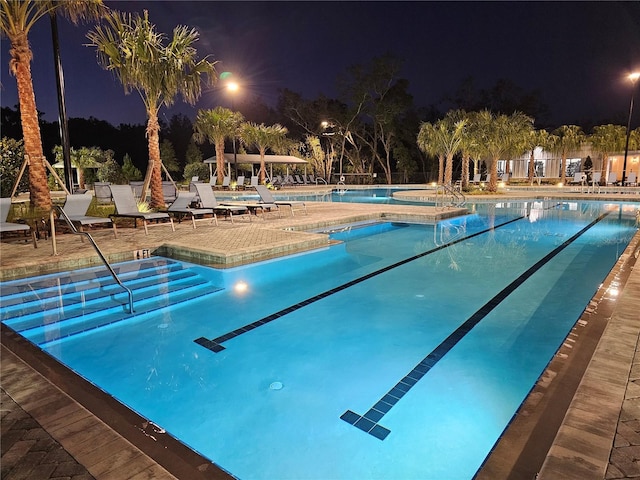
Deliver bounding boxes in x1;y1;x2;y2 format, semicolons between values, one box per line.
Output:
435;183;466;208
52;206;134;314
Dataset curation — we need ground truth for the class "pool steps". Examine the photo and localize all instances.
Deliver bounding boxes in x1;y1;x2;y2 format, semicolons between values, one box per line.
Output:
0;258;222;347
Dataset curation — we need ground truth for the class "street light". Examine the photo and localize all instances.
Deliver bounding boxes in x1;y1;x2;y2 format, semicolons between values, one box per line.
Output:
227;81;239;179
622;71;640;185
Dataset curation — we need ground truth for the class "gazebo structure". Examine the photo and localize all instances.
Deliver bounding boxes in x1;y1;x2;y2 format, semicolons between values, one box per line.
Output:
203;154;308;180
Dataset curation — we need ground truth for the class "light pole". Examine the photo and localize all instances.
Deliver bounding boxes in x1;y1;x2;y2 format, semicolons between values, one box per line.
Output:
622;72;640;185
227;81;239;179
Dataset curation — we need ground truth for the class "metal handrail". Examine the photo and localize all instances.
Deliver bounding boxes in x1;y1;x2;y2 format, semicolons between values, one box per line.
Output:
436;183;466;208
53;206;134;313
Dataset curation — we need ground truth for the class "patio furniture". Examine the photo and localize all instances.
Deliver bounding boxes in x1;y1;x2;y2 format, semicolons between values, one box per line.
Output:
193;183;251;223
255;185;306;216
0;198;37;247
168;191;216;228
61;193;117;238
93;182;113;204
109;185;175;235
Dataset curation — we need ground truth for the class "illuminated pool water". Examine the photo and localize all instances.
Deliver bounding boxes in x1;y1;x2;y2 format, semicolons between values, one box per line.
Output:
1;200;637;479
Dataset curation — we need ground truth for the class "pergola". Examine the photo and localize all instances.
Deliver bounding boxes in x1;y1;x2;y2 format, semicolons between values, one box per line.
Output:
203;154;308;179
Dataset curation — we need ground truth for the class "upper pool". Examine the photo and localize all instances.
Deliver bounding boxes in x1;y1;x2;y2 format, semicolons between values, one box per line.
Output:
1;200;638;479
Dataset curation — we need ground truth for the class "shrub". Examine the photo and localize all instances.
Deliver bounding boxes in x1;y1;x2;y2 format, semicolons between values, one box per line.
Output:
0;137;28;197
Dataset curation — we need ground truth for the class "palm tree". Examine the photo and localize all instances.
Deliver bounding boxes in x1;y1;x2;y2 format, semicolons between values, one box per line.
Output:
193;107;244;185
417;115;466;186
416;122;444;184
589;124;626;181
550;125;585;184
0;0;104;209
525;129;550;185
240;123;288;184
86;9;216;208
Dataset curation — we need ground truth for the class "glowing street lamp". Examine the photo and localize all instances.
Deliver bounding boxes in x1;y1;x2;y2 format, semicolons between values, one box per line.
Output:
622;72;640;184
227;81;240;178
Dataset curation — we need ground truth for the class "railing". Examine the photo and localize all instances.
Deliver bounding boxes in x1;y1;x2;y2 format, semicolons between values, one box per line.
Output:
435;183;466;208
52;206;135;314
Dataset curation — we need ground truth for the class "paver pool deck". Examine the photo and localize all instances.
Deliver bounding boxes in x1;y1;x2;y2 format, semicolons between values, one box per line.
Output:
1;185;640;479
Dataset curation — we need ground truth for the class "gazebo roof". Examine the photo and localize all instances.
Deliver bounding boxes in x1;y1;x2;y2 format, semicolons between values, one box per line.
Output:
204;154;307;165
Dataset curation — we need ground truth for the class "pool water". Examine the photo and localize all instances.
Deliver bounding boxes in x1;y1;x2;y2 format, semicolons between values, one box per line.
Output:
1;200;638;479
231;187;431;205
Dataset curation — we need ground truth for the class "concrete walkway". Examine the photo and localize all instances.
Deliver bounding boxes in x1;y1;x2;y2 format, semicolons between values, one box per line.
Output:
1;190;640;479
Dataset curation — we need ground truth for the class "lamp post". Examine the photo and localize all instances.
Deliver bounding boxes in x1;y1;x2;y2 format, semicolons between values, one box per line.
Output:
622;72;640;185
227;81;239;179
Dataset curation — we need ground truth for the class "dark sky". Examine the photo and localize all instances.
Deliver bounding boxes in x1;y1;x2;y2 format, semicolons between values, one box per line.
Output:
2;1;640;129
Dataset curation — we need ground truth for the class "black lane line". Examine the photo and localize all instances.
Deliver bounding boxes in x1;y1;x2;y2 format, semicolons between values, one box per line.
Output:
194;215;527;353
340;211;610;440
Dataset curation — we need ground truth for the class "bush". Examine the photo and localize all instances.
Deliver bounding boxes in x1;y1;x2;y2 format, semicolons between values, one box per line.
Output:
183;163;209;182
0;137;28;197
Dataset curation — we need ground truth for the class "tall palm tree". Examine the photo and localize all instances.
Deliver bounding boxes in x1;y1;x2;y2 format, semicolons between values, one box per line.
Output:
417;116;466;185
504;111;535;177
240;123;288;184
193;107;244;185
416;122;444;184
0;0;104;209
525;129;549;185
550;125;585;184
87;9;216;208
589;124;626;181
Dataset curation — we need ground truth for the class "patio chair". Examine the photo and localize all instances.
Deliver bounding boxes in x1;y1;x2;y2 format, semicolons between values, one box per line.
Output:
93;182;113;204
624;172;637;186
0;198;37;247
482;174;491;183
61;193;117;238
162;181;177;203
607;172;618;186
569;172;586;185
129;181;144;200
168;191;217;228
193;183;251;223
218;176;231;189
255;185;306;216
109;185;175;235
470;173;481;184
499;173;509;183
236;175;246;190
249;176;259;189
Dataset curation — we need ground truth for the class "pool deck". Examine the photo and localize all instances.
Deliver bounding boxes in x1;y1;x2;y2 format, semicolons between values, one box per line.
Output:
1;185;640;479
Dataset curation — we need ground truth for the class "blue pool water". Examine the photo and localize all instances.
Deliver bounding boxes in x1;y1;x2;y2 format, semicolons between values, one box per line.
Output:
1;200;638;479
229;187;430;205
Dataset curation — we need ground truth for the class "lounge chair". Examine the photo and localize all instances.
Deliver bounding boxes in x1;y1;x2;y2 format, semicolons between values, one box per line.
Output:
236;175;245;190
162;181;177;203
249;176;259;189
482;174;491;183
589;172;602;193
470;173;481;184
624;172;637;186
168;191;216;228
129;181;144;200
607;172;618;186
109;185;175;235
61;193;117;238
0;197;37;247
93;182;113;204
255;185;306;216
193;183;250;223
499;173;509;183
569;172;586;185
218;176;231;189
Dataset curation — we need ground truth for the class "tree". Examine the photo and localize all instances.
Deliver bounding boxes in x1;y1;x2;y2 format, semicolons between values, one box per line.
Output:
121;153;142;181
52;145;108;189
550;125;585;184
240;123;288;184
87;9;216;208
0;0;104;208
417;122;445;184
589;124;626;179
417;114;466;186
160;139;180;176
0;137;27;197
473;111;533;192
193;107;244;184
525;129;550;185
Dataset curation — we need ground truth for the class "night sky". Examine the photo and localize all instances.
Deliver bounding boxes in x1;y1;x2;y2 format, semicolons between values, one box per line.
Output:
1;1;639;129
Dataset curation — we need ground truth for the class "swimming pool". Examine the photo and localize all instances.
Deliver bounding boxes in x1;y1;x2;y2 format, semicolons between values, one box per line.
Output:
1;200;638;479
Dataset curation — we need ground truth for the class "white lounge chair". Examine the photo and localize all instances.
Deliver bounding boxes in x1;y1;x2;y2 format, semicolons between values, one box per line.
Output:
109;185;175;235
0;197;37;247
569;172;586;185
236;175;245;190
249;176;259;189
607;172;618;186
168;191;216;228
624;172;637;186
61;193;117;238
193;183;250;223
470;173;481;184
255;185;306;216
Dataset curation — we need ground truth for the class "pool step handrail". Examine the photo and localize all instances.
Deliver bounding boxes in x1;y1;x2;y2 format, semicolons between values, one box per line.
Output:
436;183;466;208
53;205;134;314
